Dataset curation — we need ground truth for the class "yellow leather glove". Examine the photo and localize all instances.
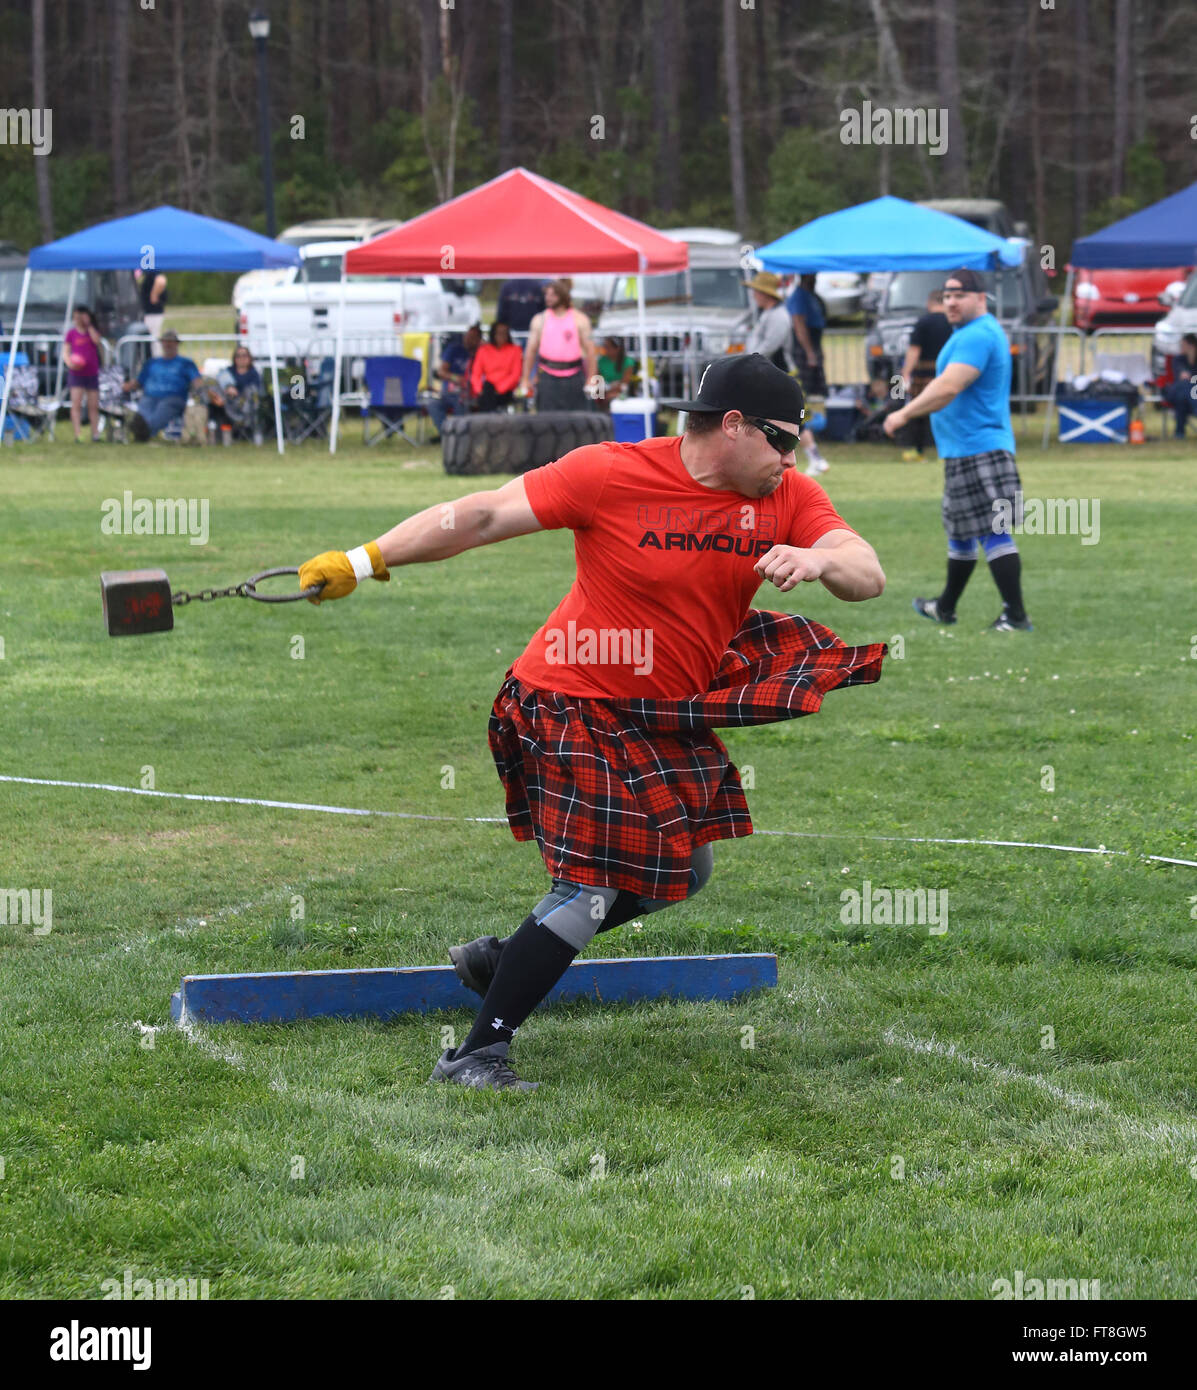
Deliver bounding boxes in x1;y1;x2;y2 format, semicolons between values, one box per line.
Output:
299;541;389;604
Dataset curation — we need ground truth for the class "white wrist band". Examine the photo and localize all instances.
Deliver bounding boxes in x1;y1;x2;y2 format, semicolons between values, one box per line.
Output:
346;546;374;582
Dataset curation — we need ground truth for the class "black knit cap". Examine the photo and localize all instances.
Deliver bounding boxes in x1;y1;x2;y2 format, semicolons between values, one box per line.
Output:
665;353;805;425
944;267;988;293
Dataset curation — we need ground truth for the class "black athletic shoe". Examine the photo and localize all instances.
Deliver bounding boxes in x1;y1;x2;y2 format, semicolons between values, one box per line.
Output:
912;596;957;625
429;1042;539;1092
448;934;503;996
988;609;1033;632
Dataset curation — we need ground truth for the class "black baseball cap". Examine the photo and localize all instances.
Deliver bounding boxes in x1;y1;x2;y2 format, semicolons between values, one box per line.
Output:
943;268;989;293
665;353;805;425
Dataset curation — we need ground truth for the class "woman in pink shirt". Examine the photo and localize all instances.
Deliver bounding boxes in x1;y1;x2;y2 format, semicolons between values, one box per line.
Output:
470;320;524;412
64;305;103;443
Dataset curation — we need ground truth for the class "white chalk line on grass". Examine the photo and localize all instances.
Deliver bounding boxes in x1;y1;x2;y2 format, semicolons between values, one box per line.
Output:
883;1028;1197;1153
4;772;1194;869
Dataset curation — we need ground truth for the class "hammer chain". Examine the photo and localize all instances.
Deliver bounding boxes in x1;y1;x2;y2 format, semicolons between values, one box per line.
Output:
171;583;250;606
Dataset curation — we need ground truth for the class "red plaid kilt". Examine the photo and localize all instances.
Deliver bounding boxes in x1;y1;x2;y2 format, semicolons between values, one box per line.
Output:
488;609;887;901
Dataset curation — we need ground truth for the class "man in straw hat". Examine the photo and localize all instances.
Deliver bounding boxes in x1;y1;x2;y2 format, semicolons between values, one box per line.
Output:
743;270;831;477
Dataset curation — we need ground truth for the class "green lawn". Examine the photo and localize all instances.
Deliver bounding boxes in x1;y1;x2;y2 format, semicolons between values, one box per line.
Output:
1;432;1195;1299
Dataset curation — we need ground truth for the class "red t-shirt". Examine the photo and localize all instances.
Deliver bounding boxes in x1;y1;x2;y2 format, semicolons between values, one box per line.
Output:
512;436;854;698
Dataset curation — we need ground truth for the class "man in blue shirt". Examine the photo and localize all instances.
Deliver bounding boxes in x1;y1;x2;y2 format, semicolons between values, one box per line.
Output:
884;268;1030;632
786;273;826;398
426;324;481;441
496;280;546;334
124;330;200;441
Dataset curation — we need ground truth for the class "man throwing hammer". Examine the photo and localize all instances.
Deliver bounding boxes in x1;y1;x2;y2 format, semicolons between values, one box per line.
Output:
884;268;1031;631
299;354;886;1092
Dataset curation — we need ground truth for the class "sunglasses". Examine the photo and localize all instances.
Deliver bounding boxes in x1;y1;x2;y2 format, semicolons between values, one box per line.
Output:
745;416;801;456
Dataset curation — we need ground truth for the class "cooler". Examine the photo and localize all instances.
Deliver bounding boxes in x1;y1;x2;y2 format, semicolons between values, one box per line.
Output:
611;397;657;442
1056;396;1130;444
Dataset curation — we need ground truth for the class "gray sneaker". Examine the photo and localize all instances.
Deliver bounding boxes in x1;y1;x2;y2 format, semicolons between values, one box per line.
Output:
429;1042;539;1092
912;596;957;625
448;934;503;996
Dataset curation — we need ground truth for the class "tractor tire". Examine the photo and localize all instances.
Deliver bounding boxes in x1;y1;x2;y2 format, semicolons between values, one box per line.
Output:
441;411;614;475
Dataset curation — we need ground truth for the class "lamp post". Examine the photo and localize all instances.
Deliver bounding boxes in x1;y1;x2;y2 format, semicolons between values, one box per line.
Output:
249;10;277;238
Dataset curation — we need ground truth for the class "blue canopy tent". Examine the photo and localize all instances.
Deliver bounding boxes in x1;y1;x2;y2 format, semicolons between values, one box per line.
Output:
754;195;1025;273
1;206;299;452
1044;184;1197;447
1070;182;1197;269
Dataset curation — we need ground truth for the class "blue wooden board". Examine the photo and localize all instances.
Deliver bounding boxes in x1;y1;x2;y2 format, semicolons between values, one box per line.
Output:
170;953;777;1025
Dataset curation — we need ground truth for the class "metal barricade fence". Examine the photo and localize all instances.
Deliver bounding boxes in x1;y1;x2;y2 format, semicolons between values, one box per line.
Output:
1036;325;1166;446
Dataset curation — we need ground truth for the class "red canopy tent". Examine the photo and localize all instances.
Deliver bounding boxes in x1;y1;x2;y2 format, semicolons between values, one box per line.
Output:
330;167;689;449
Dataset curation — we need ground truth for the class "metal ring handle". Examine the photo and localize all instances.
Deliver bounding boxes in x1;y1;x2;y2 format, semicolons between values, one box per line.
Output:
242;567;325;603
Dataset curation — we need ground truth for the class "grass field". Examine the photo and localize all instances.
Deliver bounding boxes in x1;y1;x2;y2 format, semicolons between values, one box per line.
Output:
1;430;1195;1300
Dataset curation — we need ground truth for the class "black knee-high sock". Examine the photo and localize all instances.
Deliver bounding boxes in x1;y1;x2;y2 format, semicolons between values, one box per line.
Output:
987;551;1026;621
938;557;976;615
457;916;577;1056
500;889;646;943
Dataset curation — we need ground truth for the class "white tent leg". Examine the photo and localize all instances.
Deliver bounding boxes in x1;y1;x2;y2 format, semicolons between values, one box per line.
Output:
683;263;695;402
1042;267;1074;449
329;267;348;454
636;263;653;435
53;270;78;410
263;296;284;455
0;268;31;446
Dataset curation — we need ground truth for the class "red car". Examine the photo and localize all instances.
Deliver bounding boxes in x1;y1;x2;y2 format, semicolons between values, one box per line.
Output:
1071;265;1189;331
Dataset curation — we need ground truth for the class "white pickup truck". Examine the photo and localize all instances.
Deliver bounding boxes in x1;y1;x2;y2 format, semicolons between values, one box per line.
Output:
236;241;482;359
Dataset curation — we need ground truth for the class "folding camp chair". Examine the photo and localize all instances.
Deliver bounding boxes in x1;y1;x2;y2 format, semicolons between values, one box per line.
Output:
361;355;423;446
96;364;129;442
284;356;335;443
1;359;56;440
0;352;31;440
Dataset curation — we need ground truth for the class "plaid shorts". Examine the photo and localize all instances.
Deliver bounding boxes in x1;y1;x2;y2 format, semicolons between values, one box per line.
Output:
488;609;887;901
942;448;1022;541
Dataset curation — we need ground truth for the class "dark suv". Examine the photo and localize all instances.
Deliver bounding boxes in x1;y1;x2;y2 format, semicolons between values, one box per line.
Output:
0;258;144;392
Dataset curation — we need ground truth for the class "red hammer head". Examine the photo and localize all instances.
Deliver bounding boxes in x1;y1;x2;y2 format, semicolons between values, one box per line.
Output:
100;569;173;636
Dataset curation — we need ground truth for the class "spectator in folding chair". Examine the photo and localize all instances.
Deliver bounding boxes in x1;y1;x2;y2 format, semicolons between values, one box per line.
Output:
469;321;523;412
361;355;424;446
207;345;263;443
64;305;104;443
594;335;638;410
1162;333;1197;439
123;330;199;442
426;325;481;442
